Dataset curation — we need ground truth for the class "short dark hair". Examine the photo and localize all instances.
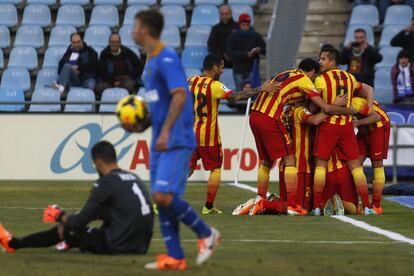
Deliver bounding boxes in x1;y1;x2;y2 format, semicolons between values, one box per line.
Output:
354;28;366;36
397;49;410;60
70;32;82;41
320;47;340;65
202;54;223;71
91;141;117;164
320;43;334;52
135;9;164;39
298;58;320;74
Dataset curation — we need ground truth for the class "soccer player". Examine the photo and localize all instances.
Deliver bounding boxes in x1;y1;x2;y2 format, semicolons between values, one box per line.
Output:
131;10;219;270
312;47;376;216
247;58;352;214
0;141;153;255
188;54;276;215
352;97;390;214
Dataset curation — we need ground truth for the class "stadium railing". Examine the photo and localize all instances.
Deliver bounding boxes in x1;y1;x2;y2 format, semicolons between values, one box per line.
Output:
391;124;414;184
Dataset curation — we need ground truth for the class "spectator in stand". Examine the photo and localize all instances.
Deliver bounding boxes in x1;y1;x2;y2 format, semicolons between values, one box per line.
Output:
391;50;414;103
391;18;414;61
53;33;98;95
241;79;252;92
96;33;143;99
226;13;266;91
379;0;414;22
339;28;382;86
208;5;238;68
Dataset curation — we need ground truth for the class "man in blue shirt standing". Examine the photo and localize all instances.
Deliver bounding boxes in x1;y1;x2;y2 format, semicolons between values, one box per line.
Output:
130;10;220;271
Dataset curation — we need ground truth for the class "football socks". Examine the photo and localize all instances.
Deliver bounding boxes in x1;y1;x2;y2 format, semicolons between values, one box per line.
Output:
372;167;385;208
257;165;270;198
351;167;371;208
206;168;221;209
158;207;184;260
284;166;298;208
313;166;326;209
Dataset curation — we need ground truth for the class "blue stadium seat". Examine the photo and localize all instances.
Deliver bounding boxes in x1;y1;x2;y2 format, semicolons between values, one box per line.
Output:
0;49;3;69
29;88;61;112
27;0;56;5
0;68;31;91
373;87;393;104
0;4;17;27
0;88;25;112
231;5;254;25
56;5;85;28
344;25;374;46
228;0;256;6
65;88;95;112
374;68;392;88
161;25;180;48
0;0;21;4
84;26;111;47
60;0;88;5
160;5;186;28
379;25;405;48
0;26;10;49
181;46;208;69
349;4;379;26
384;5;413;26
99;88;129;113
49;26;77;47
93;46;104;57
14;25;44;49
185;25;211;47
43;47;66;68
119;25;136;47
407;113;414;125
375;46;402;70
90;5;119;28
8;47;38;70
388;112;406;125
162;0;189;5
35;68;58;88
220;68;236;91
195;0;223;5
191;5;219;26
128;46;141;58
127;0;155;5
124;5;149;25
94;0;122;5
22;4;51;27
185;68;201;78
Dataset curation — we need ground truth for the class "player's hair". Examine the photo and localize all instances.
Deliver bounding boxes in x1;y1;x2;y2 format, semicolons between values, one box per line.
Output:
134;9;164;39
70;32;82;41
298;58;320;74
354;28;366;36
202;54;223;71
91;141;117;164
320;48;339;65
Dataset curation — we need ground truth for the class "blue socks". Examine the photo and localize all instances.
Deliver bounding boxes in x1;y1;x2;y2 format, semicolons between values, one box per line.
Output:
158;207;184;260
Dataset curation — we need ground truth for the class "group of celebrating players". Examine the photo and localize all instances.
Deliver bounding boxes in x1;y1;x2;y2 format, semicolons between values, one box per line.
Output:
190;48;390;217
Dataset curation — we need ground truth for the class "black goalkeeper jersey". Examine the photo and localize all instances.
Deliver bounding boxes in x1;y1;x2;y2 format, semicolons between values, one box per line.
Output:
66;169;153;254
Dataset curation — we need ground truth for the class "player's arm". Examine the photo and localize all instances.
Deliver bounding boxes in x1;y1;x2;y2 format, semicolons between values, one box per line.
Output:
310;96;354;115
304;112;329;126
228;80;279;103
353;111;381;128
355;83;374;113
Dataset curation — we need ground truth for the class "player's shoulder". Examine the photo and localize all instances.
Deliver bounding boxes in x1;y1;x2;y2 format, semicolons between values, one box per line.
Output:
99;169;140;185
157;47;180;64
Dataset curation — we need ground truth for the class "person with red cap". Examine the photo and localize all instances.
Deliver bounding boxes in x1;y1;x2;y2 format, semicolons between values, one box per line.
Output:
226;13;266;91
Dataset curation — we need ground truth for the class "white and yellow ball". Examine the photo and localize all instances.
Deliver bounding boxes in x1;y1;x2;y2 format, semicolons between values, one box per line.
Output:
116;95;148;127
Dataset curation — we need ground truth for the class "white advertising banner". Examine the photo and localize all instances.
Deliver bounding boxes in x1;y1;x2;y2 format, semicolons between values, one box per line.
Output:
0;114;280;181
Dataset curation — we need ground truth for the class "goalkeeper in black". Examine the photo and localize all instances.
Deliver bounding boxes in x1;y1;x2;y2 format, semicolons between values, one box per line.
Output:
0;140;154;255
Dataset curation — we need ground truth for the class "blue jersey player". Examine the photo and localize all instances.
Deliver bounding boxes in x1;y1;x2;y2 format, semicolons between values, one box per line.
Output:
130;10;220;270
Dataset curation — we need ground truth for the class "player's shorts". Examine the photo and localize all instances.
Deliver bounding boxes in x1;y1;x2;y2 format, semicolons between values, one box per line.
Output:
150;148;193;197
323;166;357;208
314;122;359;161
296;172;312;210
357;125;390;161
189;145;223;170
249;111;293;161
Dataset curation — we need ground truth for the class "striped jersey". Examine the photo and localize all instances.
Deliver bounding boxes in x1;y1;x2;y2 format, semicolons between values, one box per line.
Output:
314;69;362;125
351;97;390;130
188;75;233;147
251;69;320;120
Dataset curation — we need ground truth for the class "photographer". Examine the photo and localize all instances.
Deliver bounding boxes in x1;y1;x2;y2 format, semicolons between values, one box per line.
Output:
339;28;382;86
391;18;414;61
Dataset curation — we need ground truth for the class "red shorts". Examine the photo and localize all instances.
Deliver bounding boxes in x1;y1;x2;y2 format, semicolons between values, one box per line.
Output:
323;166;357;208
296;172;312;210
249;111;293;161
189;145;223;171
314;122;359;161
357;126;390;161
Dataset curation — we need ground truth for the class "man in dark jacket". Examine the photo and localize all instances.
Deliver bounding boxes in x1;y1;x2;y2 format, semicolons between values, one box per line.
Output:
226;13;266;91
96;33;143;98
391;18;414;61
339;28;382;86
391;49;414;103
207;5;238;68
53;33;98;94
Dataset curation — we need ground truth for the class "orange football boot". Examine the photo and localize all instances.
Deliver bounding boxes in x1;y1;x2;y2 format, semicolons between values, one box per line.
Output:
372;206;383;215
144;254;186;270
0;224;15;253
249;196;265;216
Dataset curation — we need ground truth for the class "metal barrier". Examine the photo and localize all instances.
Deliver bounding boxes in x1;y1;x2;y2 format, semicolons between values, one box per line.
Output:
391;124;414;184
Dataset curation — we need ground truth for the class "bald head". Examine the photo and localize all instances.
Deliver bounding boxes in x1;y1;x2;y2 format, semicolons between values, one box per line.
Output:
219;5;232;24
109;33;121;53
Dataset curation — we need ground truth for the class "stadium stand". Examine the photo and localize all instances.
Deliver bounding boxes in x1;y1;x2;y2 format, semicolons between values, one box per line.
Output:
27;0;56;5
184;67;201;78
161;25;181;49
191;5;219;26
14;26;44;49
383;4;413;26
127;0;156;5
84;26;112;48
220;68;236;91
228;0;257;6
375;46;402;70
64;88;95;112
28;87;60;112
22;4;51;27
0;26;10;49
343;24;374;46
35;68;58;88
123;5;149;25
160;5;186;28
99;88;129;112
119;25;136;48
94;0;123;6
184;25;211;47
162;0;190;5
231;5;254;25
56;5;85;28
379;25;406;48
42;47;66;68
349;4;379;26
8;47;38;70
181;46;208;69
0;49;3;69
60;0;88;5
0;4;18;28
48;26;77;47
195;0;223;5
89;5;119;28
1;68;31;91
0;88;25;111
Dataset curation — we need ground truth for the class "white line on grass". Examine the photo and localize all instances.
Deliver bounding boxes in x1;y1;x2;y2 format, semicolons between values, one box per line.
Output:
230;181;414;246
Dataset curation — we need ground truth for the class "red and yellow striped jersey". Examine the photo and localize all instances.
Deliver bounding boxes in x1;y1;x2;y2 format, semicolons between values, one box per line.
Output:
287;106;314;173
251;69;320;120
314;69;362;125
188;75;233;147
327;151;344;173
351;97;390;129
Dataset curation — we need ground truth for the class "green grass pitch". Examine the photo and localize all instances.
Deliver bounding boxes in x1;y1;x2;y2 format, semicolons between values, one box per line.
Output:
0;181;414;276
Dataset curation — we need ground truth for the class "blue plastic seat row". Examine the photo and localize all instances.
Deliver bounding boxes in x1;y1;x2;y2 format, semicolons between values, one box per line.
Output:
350;4;413;27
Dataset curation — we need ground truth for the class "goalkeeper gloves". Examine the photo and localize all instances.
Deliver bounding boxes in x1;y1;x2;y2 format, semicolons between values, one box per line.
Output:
43;204;65;223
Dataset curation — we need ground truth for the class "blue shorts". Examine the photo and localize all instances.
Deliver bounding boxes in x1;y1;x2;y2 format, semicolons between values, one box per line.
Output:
150;148;192;197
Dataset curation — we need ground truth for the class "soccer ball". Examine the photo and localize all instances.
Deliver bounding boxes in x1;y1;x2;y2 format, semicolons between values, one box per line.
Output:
116;95;149;127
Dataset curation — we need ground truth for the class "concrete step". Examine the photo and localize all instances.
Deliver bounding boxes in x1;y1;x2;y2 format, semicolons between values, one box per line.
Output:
308;0;351;14
299;34;344;53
